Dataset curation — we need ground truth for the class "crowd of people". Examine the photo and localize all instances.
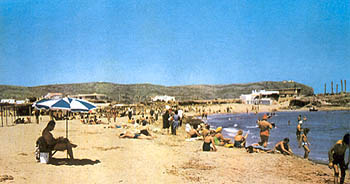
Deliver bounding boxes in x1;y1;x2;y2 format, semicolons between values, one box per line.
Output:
36;103;350;184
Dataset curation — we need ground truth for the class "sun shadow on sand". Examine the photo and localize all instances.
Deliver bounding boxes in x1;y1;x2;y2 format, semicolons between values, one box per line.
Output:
49;158;100;166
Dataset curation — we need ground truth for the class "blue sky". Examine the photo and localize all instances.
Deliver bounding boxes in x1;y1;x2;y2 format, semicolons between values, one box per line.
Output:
0;0;349;94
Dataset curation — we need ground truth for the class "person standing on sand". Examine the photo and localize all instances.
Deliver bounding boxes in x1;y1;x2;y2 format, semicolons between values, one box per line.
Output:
301;128;310;159
178;108;183;127
257;114;273;148
35;110;40;124
328;133;350;184
128;107;133;120
170;110;179;135
162;110;170;134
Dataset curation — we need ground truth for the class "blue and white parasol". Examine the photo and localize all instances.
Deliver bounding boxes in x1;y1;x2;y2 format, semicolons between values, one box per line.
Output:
33;97;96;112
33;97;96;140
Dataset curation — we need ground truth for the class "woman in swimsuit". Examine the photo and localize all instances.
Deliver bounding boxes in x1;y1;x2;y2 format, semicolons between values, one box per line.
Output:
203;131;217;152
234;129;248;148
214;127;233;146
301;128;310;159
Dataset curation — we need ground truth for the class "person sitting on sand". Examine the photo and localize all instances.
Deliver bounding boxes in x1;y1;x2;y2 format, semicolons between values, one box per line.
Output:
203;130;217;152
301;128;310;159
257;114;273;148
214;127;233;146
42;120;77;160
201;124;210;138
274;138;293;155
234;130;248;148
187;126;201;138
119;131;154;140
328;133;350;184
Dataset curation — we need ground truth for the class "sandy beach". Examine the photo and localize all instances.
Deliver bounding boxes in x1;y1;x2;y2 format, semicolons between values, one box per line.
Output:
0;104;349;184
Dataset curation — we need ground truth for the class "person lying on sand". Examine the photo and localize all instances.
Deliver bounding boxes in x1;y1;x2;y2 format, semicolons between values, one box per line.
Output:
214;127;233;146
42;120;77;160
328;133;350;184
234;129;248;148
246;144;273;153
119;131;154;140
274;138;293;155
203;130;217;152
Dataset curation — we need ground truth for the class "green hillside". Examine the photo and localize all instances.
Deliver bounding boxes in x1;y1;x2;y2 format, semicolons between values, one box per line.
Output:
0;81;314;103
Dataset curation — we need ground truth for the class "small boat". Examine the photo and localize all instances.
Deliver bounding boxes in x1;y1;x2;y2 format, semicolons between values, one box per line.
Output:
309;106;318;112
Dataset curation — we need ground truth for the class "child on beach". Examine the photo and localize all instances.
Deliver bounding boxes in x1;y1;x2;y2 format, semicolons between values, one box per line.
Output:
328;133;350;184
301;128;310;159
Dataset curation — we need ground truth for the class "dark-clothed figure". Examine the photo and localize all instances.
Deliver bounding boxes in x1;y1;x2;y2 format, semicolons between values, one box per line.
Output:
162;110;170;134
42;120;77;160
328;133;350;184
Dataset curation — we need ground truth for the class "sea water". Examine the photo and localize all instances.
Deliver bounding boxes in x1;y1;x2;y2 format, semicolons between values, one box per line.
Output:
205;111;350;163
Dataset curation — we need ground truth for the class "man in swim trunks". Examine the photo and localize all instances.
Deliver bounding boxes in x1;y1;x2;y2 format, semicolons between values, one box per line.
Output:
274;138;293;155
296;118;303;148
328;133;350;184
257;114;273;148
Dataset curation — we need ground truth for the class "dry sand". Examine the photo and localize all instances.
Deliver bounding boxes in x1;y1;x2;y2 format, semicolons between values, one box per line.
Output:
0;104;349;184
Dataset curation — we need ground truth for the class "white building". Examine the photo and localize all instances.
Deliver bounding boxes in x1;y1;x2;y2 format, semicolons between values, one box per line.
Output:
44;93;63;99
152;95;175;102
0;99;16;104
240;90;279;105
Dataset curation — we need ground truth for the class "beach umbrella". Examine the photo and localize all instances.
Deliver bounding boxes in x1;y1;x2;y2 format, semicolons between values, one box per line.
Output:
33;97;96;138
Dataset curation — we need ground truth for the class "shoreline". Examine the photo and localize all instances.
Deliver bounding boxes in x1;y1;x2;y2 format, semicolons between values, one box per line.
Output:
189;107;344;167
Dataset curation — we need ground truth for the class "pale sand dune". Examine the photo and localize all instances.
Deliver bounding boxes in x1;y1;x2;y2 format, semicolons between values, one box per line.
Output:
0;107;348;184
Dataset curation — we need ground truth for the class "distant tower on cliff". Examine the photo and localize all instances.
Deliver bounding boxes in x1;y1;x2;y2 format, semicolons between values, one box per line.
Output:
331;81;334;95
324;83;327;95
341;80;343;93
345;80;347;93
336;84;338;94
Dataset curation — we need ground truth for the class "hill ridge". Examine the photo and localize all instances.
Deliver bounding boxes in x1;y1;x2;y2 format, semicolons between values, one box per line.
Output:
0;81;314;103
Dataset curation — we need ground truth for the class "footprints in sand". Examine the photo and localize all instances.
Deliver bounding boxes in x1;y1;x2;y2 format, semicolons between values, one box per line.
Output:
0;175;14;182
18;153;28;156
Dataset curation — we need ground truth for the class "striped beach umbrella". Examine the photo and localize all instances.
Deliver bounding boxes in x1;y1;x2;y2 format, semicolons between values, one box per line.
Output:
33;97;96;138
33;97;96;112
